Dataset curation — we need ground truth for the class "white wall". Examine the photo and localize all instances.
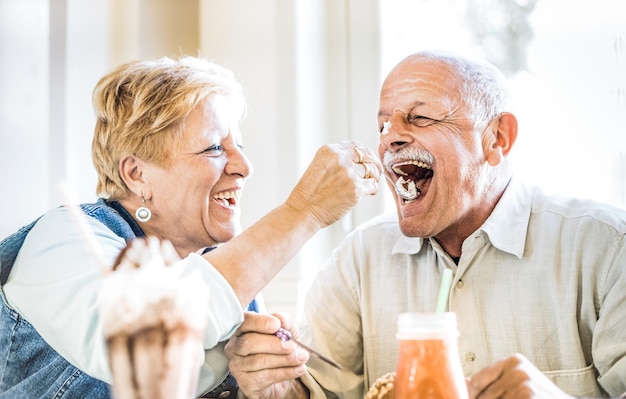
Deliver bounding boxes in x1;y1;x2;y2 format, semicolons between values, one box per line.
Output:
1;0;54;233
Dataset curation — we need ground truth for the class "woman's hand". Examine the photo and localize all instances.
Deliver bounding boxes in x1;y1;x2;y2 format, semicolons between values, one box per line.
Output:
286;141;381;228
203;141;381;307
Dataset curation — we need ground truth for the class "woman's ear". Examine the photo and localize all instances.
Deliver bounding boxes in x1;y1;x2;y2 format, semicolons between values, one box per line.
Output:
485;112;518;166
119;155;152;199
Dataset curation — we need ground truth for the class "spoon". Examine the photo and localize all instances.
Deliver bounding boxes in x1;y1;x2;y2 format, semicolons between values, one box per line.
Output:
275;327;344;370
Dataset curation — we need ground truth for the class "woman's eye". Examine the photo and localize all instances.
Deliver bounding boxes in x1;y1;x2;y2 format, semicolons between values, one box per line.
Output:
202;144;223;155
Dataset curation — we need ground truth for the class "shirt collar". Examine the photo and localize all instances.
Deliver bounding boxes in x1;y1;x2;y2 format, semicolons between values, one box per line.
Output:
478;176;530;259
392;235;425;255
390;176;531;259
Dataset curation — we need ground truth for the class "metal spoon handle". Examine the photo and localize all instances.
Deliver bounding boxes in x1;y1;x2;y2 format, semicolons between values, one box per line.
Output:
275;327;344;370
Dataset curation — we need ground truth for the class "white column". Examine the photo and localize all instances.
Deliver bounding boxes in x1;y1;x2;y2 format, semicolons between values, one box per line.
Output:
199;0;385;317
0;0;52;236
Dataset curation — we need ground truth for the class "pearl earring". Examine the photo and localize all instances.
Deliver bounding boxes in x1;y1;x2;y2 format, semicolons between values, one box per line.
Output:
135;196;152;222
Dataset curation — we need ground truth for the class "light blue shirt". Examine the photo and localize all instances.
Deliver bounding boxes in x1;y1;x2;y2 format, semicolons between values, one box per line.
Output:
3;205;244;395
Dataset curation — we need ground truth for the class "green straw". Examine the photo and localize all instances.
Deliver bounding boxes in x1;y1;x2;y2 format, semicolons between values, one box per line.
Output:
435;267;453;313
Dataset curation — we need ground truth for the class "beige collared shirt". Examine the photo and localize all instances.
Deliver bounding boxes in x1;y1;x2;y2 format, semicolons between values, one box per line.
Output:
300;177;626;398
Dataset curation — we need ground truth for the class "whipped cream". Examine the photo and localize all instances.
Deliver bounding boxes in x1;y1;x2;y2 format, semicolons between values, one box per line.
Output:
99;237;209;338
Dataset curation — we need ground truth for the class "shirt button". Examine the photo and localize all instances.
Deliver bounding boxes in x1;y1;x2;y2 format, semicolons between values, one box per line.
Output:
465;352;477;362
218;391;231;398
456;280;464;289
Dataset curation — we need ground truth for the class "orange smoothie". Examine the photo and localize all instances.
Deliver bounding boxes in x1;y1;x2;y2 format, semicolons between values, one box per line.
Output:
394;338;467;398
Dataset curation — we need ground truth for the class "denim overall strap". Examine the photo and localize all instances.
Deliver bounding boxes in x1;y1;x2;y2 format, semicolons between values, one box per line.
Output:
0;219;40;286
99;199;144;239
1;199;140;288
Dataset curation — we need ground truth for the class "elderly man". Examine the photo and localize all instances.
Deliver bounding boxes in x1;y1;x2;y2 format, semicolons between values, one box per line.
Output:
224;51;626;399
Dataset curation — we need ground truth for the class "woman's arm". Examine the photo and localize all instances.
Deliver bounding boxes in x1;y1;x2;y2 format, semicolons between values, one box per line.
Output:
203;141;380;307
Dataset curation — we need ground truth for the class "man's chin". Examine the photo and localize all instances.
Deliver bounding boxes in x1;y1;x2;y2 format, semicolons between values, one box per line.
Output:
397;217;430;238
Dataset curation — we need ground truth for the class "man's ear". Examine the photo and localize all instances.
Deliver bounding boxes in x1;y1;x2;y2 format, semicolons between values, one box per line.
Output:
484;112;518;166
119;155;152;199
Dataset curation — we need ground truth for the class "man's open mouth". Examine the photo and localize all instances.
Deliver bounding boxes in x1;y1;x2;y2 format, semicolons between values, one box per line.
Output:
391;160;434;202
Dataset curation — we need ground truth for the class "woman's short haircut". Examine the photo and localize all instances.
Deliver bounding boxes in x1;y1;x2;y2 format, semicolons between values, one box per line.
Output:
92;56;246;200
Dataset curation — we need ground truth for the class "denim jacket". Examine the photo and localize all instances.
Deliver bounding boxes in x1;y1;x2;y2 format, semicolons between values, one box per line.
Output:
0;199;241;398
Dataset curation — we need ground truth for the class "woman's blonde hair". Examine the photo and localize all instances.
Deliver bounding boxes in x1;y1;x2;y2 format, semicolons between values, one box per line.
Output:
92;56;246;200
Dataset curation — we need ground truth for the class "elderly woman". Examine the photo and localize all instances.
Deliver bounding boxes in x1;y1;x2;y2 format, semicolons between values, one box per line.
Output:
0;56;381;398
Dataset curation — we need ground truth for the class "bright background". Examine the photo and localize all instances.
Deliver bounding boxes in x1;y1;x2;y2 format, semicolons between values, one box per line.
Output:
1;0;624;317
380;0;626;212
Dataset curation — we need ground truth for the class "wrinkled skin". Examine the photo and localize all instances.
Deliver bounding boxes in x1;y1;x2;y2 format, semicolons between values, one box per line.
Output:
119;94;253;257
285;141;382;227
119;95;382;259
377;54;515;258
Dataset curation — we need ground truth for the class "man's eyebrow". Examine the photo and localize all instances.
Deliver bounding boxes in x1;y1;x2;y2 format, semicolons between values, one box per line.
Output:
378;100;425;118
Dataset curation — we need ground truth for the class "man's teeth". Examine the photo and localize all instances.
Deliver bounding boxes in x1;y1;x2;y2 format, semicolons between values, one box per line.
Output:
214;190;241;201
392;160;432;176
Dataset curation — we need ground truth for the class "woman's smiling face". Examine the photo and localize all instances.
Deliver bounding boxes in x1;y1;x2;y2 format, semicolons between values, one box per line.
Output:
141;94;253;254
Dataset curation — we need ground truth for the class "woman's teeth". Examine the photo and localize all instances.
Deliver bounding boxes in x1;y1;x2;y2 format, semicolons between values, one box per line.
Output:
214;190;240;204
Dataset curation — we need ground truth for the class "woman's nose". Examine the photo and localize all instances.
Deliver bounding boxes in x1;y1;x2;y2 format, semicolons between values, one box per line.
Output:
228;148;253;178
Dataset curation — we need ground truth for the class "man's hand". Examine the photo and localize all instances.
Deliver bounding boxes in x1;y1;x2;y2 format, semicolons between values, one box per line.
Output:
225;312;310;399
467;354;575;399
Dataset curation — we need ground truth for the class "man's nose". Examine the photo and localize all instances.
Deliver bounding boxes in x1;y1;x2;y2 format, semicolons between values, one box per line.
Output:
379;111;413;149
